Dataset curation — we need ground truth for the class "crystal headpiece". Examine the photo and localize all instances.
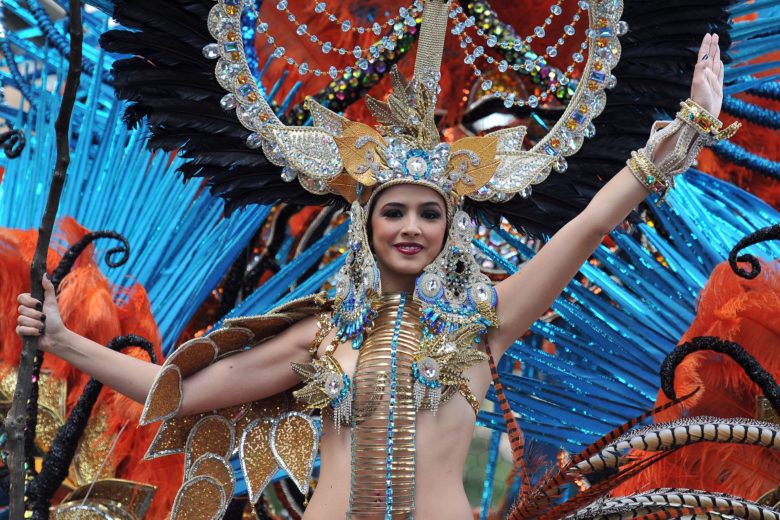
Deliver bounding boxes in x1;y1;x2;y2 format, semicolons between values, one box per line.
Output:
205;0;625;207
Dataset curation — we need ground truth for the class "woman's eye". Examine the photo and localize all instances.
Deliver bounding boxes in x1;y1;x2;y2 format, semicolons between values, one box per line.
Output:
422;211;442;220
383;209;403;219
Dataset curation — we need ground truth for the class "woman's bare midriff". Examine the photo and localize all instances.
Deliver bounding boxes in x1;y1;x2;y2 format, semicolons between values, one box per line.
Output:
301;332;492;520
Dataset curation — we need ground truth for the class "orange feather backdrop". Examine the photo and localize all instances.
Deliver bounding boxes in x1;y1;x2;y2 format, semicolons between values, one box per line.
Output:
0;217;181;518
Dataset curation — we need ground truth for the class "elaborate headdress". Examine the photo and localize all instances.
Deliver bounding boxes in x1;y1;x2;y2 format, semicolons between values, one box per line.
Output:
206;0;622;207
201;0;625;349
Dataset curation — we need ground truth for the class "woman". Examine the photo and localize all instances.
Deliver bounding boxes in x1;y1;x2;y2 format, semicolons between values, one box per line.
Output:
16;31;732;519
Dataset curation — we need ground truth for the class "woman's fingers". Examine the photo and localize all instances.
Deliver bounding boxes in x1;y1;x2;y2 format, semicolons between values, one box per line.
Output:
712;36;723;81
697;33;711;63
16;325;43;337
17;292;42;310
17;315;43;329
18;304;45;321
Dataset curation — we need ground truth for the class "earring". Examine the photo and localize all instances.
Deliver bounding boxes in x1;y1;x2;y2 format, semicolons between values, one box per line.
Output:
412;209;497;413
331;201;381;350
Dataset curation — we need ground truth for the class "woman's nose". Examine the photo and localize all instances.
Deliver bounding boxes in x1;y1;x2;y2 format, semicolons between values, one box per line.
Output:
401;216;421;236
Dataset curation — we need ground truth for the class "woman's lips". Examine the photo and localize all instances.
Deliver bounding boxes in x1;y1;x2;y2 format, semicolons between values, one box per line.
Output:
394;243;423;256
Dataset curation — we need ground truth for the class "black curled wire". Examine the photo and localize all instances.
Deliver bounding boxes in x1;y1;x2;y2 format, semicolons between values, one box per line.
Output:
26;335;156;519
728;224;780;280
661;336;780;416
0;127;25;158
50;231;130;290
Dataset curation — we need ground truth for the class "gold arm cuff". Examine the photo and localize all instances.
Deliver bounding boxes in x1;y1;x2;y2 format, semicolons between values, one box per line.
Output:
677;98;741;141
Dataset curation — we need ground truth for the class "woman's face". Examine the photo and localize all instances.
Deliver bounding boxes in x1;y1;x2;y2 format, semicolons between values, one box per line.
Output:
369;184;447;291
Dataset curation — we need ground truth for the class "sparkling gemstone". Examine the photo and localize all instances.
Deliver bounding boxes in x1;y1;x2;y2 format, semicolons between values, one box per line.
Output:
272;46;285;58
315;2;326;13
528;95;539;108
546;45;557;58
442;342;457;354
353;46;362;58
573;52;584;63
341;20;351;32
534;26;545;38
281;166;298;182
503;95;514;108
419;357;439;380
372;22;382;35
219;93;237;110
481;79;492;91
406;156;427;176
486;35;497;47
578;0;589;9
246;133;263;149
296;24;307;35
357;58;369;70
513;40;523;52
564;24;575;36
322;41;332;53
202;43;219;59
553;156;568;173
456;213;471;232
298;62;309;74
325;373;344;397
618;20;629;36
551;4;562;15
498;60;508;72
276;0;287;9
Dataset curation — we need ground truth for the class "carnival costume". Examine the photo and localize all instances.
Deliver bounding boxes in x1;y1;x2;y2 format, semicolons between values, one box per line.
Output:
96;0;753;516
3;0;779;516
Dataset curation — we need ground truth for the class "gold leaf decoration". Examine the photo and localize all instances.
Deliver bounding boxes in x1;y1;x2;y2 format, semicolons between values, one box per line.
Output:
167;338;218;378
140;365;182;425
271;412;318;495
184;415;235;471
240;418;278;503
188;453;235;501
170;475;226;520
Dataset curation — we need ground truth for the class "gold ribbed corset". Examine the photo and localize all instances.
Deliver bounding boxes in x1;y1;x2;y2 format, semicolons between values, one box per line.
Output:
349;294;420;518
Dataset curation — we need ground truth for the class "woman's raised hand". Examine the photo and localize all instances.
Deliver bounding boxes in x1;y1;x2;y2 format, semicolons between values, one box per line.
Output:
691;33;725;118
16;275;66;352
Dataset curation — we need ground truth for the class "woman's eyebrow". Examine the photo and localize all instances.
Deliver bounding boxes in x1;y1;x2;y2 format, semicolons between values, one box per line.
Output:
381;202;407;210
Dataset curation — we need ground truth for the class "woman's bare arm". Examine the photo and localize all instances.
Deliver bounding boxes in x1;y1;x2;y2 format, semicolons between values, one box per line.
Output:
488;33;725;356
17;275;317;417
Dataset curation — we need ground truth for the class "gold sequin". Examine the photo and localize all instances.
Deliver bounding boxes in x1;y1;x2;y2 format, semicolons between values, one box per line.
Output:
60;479;156;518
0;368;66;452
185;415;235;470
140;365;182;425
189;454;235;500
240;418;278;503
171;475;226;520
208;326;254;356
71;411;115;486
271;413;318;495
167;338;218;378
145;414;202;459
